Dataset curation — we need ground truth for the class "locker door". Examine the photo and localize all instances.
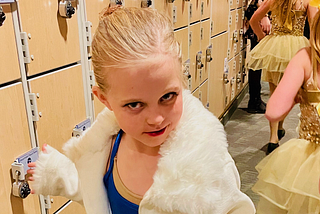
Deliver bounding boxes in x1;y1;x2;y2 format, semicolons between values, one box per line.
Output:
212;0;228;35
0;4;20;85
209;33;228;117
0;83;41;214
201;0;210;20
170;0;188;29
229;0;237;10
124;0;141;7
174;27;189;65
189;23;201;92
199;80;208;107
18;0;81;76
192;87;200;100
201;20;210;83
28;65;87;214
190;0;201;23
85;0;109;49
228;9;237;60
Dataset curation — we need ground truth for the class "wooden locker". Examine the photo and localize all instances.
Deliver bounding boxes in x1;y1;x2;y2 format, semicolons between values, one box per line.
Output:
200;20;210;83
28;65;87;214
201;0;210;20
228;57;236;102
237;7;244;29
199;80;208;107
229;0;237;10
174;27;189;63
209;33;228;117
54;201;86;214
211;0;228;35
85;0;109;50
234;54;242;94
0;4;20;85
190;0;201;23
228;9;237;60
124;0;141;7
242;49;248;85
171;0;189;29
192;87;200;100
189;23;201;92
0;83;41;214
18;0;81;76
153;0;173;25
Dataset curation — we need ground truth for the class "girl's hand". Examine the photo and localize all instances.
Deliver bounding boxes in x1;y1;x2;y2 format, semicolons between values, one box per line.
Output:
27;144;47;194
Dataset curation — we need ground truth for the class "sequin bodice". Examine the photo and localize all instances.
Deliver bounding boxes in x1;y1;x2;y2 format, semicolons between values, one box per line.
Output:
298;82;320;144
271;10;307;36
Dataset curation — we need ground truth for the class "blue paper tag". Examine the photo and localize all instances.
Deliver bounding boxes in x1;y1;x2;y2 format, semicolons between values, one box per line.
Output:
16;147;39;173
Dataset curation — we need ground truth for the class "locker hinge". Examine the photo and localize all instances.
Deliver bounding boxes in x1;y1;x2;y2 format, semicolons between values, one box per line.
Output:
172;6;177;24
29;93;39;121
89;70;95;89
20;32;31;64
85;21;92;47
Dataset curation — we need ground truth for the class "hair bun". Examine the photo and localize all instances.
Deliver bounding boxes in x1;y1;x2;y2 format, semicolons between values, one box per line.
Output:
99;4;122;20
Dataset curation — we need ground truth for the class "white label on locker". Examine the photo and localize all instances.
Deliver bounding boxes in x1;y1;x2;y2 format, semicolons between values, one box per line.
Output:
234;43;237;52
231;88;235;99
201;27;204;40
243;0;245;4
236;13;239;23
239;55;242;64
188;78;192;90
227;48;230;58
229;0;233;6
242;10;245;20
239;28;243;35
237;0;239;4
233;61;236;70
189;31;192;46
16;148;39;173
173;6;177;23
0;0;14;2
224;58;228;72
189;3;193;18
228;15;232;26
240;39;243;48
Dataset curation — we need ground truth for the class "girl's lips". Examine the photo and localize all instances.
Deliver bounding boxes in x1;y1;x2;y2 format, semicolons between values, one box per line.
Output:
146;127;167;137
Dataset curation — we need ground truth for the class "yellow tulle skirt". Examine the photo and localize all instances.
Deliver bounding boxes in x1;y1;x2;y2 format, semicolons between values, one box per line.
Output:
252;139;320;214
247;35;309;85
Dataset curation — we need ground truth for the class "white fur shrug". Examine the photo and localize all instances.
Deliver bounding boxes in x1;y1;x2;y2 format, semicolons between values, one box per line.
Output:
33;90;255;214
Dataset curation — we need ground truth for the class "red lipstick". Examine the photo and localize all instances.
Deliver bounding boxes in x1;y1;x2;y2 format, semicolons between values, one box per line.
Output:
146;127;166;137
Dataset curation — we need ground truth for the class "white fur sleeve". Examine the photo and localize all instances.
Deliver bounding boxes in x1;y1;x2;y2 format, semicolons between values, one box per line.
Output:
32;145;82;202
222;159;256;214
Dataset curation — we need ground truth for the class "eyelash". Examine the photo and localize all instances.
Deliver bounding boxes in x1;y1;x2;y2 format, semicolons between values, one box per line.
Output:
124;92;178;110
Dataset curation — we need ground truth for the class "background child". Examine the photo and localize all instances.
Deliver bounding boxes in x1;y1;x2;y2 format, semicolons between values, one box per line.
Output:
27;6;255;214
247;0;318;154
252;2;320;213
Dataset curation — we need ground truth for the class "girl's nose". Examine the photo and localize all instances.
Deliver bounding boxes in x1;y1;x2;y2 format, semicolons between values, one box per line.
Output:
146;110;165;126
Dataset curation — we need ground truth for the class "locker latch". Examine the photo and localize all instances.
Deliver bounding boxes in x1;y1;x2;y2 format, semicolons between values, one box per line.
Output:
206;46;212;62
59;0;75;19
72;118;91;137
11;162;31;199
196;52;203;69
141;0;152;8
110;0;123;6
0;6;6;27
233;30;238;42
183;60;191;79
223;73;229;84
236;73;242;83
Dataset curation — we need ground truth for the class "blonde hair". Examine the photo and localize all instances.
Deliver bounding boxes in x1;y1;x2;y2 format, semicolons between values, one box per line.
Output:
92;6;182;92
270;0;296;24
310;10;320;87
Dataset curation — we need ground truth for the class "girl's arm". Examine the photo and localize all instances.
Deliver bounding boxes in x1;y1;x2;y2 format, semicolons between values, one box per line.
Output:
249;0;272;40
265;48;311;122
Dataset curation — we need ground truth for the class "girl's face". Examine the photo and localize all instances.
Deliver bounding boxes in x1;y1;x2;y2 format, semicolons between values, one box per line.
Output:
102;54;183;149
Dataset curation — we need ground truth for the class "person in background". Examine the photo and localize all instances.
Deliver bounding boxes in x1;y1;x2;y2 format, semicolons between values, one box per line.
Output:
247;0;318;155
253;2;320;212
27;6;255;214
245;0;271;113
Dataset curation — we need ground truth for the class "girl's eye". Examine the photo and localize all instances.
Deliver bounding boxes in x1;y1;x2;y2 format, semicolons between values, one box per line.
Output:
161;92;177;102
126;102;142;110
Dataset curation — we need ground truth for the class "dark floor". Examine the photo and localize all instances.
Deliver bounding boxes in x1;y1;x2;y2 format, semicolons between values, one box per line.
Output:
224;82;300;208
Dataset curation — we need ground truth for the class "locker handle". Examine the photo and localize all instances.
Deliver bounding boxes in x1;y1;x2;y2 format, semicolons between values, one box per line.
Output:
59;0;75;19
141;0;152;8
0;6;6;27
223;73;229;84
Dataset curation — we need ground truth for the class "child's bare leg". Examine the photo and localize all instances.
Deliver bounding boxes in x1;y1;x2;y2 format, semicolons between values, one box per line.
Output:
268;82;279;144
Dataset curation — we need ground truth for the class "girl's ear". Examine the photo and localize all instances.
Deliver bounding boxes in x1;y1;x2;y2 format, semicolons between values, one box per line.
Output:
92;86;113;111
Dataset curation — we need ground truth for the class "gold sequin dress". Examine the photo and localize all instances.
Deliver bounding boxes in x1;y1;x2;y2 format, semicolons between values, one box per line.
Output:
247;6;309;85
252;78;320;214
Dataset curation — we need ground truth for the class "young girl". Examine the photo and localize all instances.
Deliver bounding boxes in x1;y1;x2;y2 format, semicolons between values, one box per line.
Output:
253;1;320;213
247;0;318;154
27;6;255;214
